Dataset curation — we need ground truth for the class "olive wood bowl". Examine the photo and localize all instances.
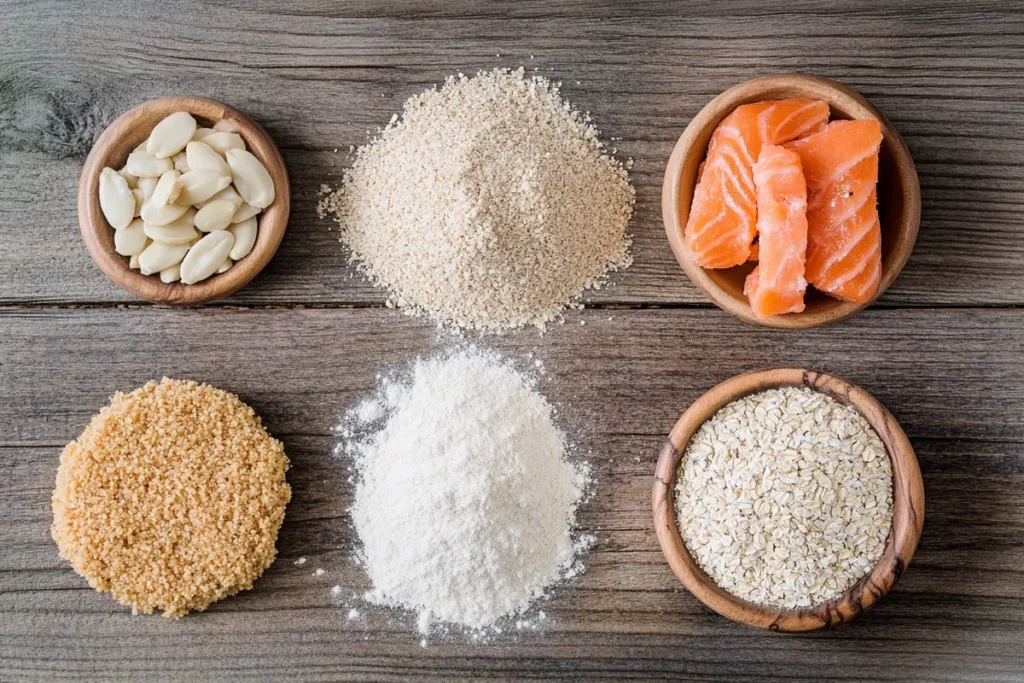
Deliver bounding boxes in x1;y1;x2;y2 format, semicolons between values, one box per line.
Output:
662;74;921;328
652;368;925;631
78;96;290;305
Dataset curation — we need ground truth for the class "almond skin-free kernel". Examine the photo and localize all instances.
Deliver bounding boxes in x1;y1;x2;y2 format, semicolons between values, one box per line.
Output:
51;378;291;617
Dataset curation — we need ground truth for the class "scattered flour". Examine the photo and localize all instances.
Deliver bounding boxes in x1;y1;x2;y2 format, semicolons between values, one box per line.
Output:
344;349;591;634
318;68;634;332
355;398;384;424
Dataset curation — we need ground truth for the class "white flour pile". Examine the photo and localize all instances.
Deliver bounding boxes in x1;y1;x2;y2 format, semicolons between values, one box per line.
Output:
319;68;635;332
343;349;591;634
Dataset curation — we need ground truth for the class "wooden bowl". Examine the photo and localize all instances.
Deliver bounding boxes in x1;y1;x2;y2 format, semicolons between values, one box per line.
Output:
662;75;921;328
78;96;290;305
652;369;925;631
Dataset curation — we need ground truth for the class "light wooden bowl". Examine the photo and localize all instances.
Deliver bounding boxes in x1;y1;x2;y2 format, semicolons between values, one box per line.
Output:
662;75;921;328
652;369;924;631
78;96;290;305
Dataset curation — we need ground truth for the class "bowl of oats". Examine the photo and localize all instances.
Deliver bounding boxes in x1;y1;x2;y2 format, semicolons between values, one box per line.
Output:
652;368;924;631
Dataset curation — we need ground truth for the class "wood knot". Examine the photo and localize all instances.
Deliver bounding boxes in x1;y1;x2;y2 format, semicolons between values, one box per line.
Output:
0;75;125;160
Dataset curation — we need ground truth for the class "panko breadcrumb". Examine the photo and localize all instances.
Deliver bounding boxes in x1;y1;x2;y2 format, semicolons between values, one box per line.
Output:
51;378;291;617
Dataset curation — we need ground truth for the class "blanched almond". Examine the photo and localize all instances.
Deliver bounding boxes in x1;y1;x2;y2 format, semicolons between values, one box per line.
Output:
228;216;258;260
132;188;144;216
173;152;190;173
146;111;197;158
198;185;244;209
125;149;173;178
195;198;239;232
118;167;138;189
137;176;158;202
231;202;261;223
186;141;231;176
160;264;181;283
200;131;245;155
145;212;198;246
114;218;148;256
226;149;274;209
159;207;195;229
130;239;152;267
217;258;233;274
180;230;234;284
99;167;135;230
139;241;189;276
192;127;216;141
141;198;189;226
175;170;231;205
151;170;182;208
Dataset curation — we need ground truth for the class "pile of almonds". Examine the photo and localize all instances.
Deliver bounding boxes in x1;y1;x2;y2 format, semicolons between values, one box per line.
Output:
98;111;275;285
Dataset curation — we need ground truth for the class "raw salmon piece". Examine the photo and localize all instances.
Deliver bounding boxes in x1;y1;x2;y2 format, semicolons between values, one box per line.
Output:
785;119;883;303
743;145;808;318
684;99;829;269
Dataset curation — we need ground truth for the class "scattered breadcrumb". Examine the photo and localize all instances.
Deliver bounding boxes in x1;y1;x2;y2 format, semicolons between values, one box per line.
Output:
51;378;291;617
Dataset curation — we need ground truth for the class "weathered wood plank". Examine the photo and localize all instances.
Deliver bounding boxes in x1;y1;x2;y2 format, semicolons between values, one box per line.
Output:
1;1;1023;306
1;307;1022;446
3;431;1022;680
4;2;1024;681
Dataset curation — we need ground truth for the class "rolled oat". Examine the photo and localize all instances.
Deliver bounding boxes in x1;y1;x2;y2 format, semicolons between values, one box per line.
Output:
675;386;893;609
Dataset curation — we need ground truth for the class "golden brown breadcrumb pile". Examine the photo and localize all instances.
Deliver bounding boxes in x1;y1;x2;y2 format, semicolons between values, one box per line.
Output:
51;378;291;617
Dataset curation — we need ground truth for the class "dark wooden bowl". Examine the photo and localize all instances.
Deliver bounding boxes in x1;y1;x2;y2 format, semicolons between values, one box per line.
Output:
78;96;290;305
652;369;925;631
662;74;921;328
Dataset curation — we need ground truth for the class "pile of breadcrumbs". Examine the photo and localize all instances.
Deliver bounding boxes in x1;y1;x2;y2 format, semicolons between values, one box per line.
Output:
319;68;634;332
51;378;291;617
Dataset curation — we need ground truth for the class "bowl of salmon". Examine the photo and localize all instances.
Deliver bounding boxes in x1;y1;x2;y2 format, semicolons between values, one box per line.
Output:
662;74;921;329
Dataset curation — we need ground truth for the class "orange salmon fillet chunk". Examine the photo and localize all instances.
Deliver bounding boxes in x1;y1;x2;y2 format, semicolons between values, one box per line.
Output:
743;145;808;318
684;98;829;269
785;119;884;303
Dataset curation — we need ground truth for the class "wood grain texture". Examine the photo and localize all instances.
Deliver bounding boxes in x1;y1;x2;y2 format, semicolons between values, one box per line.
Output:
1;307;1023;680
1;1;1024;307
2;1;1024;681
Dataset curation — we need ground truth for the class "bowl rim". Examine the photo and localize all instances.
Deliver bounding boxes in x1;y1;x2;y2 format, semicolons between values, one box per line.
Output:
78;96;290;305
661;74;922;329
652;368;925;631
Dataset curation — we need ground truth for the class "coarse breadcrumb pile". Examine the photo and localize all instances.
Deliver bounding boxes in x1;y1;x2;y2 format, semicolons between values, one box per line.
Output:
318;68;635;332
51;378;291;617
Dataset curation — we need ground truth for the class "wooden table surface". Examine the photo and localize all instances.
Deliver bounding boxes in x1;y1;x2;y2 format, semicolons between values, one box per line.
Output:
3;1;1023;681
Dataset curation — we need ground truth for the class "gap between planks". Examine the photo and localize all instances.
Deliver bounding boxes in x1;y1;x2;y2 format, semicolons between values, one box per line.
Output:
2;302;1023;312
